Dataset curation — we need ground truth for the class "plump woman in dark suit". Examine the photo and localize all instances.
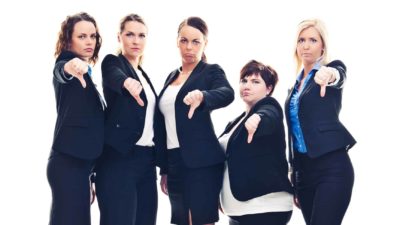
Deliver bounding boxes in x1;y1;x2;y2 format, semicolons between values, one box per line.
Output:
285;19;356;225
219;60;293;225
48;12;104;225
155;16;234;225
95;14;158;225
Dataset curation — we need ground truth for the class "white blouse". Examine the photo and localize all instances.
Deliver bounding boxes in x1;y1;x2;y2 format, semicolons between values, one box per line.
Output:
134;68;155;147
158;84;183;149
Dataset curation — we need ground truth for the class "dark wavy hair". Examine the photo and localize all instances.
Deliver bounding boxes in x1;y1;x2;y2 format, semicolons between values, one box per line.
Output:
54;12;102;64
178;16;208;62
240;60;279;96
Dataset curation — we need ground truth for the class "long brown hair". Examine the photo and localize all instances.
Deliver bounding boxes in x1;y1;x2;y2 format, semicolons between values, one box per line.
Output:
54;12;102;64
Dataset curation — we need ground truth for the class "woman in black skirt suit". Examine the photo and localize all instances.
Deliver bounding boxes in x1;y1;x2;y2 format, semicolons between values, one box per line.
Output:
285;18;356;225
155;16;234;225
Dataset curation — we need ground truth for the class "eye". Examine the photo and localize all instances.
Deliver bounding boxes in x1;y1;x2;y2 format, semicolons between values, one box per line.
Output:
180;39;188;44
126;32;134;37
252;80;260;84
310;38;318;43
192;40;201;45
297;38;305;44
90;34;97;40
78;35;86;40
240;78;247;84
139;33;146;38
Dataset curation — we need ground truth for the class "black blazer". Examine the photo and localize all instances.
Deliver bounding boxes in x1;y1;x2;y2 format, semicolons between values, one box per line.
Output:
155;61;234;173
285;60;356;163
101;54;157;153
220;97;293;201
51;51;105;159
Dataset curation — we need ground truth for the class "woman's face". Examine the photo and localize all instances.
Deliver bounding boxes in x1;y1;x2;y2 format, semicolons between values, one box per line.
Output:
240;74;271;107
296;26;324;67
177;25;206;65
69;21;97;62
119;21;147;61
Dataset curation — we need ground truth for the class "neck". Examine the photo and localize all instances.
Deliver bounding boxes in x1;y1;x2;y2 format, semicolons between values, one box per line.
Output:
181;60;200;74
302;63;314;79
124;54;140;69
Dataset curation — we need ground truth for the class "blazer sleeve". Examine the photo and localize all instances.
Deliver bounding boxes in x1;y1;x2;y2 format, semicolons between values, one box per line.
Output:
200;64;234;111
252;104;280;138
326;60;347;89
101;54;130;95
53;60;74;84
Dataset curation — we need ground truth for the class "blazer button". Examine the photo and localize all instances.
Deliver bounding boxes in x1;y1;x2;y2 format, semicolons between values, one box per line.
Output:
116;124;120;128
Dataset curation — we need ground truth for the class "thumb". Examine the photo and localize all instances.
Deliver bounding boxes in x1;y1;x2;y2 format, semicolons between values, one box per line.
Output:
320;84;326;97
247;131;254;143
78;76;87;88
134;95;145;107
188;104;197;119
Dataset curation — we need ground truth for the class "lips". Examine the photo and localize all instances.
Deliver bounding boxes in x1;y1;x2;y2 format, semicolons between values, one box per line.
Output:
84;48;93;52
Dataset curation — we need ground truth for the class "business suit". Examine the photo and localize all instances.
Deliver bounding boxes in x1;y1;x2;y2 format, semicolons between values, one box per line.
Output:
95;54;158;225
222;97;293;201
155;60;234;224
285;60;356;225
47;51;105;225
220;97;293;225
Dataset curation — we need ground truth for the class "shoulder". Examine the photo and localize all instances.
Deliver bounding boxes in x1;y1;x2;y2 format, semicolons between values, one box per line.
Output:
55;51;76;63
102;54;119;65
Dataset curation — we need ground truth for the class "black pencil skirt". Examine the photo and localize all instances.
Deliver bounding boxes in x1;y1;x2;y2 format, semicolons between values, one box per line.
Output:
167;149;224;225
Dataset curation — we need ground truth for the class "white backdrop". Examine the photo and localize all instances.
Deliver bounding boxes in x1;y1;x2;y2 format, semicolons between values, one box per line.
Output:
1;0;399;224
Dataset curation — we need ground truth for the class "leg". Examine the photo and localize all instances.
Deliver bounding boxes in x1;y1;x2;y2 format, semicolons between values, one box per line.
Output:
47;152;93;225
135;165;158;225
228;211;292;225
96;150;137;225
309;180;353;225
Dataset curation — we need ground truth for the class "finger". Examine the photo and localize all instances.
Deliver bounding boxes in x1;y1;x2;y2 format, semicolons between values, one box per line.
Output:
188;105;196;119
78;76;87;88
247;132;254;143
320;84;326;97
134;95;145;107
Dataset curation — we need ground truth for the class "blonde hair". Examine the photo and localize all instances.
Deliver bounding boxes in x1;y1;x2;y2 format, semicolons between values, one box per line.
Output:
294;19;329;73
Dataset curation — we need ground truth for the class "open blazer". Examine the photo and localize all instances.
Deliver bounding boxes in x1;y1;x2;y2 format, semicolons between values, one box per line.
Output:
220;97;293;201
51;51;104;159
285;60;356;164
155;60;234;173
101;54;157;153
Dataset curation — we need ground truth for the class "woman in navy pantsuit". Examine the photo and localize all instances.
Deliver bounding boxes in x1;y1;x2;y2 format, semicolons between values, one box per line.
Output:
155;17;234;225
47;12;104;225
285;19;356;225
95;14;158;225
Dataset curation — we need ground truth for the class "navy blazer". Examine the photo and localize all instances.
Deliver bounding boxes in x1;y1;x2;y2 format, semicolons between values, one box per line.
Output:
221;97;293;201
51;51;105;159
102;54;157;153
285;60;356;163
155;61;234;173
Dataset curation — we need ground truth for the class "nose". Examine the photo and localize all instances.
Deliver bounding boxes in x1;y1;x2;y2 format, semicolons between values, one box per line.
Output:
186;42;193;50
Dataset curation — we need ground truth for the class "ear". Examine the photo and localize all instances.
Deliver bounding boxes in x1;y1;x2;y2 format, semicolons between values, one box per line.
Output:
266;85;273;96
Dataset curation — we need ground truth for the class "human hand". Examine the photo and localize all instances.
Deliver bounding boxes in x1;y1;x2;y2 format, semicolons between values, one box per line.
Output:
64;57;88;88
160;175;168;195
124;77;144;106
314;66;335;97
294;195;301;209
183;90;203;119
245;113;261;143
